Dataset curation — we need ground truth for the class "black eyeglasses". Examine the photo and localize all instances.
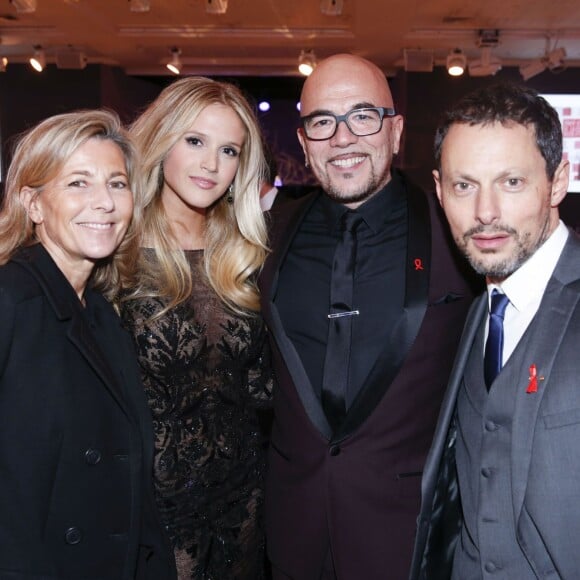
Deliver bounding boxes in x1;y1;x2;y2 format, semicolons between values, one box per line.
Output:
300;106;396;141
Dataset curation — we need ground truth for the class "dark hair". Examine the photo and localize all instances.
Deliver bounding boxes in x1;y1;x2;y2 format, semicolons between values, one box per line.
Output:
262;139;278;185
434;83;563;180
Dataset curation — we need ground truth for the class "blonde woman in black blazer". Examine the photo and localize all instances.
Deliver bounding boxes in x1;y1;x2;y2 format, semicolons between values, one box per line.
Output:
0;110;176;579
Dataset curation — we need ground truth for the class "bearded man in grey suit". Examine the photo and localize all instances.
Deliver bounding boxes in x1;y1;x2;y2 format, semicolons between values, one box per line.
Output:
410;83;578;579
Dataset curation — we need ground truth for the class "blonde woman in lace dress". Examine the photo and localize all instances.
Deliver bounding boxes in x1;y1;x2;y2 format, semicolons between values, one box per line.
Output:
120;77;273;580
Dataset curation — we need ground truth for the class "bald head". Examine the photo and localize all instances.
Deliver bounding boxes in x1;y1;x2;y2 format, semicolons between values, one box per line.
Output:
300;54;395;115
297;53;403;208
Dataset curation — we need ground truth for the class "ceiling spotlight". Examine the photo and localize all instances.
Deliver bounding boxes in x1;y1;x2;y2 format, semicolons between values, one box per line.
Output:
298;49;317;76
10;0;36;13
56;48;87;70
129;0;150;12
547;47;566;70
166;47;182;75
258;101;271;112
469;46;502;77
0;57;7;72
205;0;228;14
446;48;466;77
519;58;547;81
520;45;567;81
320;0;343;15
30;45;46;72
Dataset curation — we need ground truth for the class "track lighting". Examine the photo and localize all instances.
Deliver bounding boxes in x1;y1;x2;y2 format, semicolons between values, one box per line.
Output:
298;49;317;76
519;47;567;81
129;0;150;12
10;0;36;13
205;0;228;14
547;47;566;70
30;45;46;72
468;46;502;77
446;48;466;77
320;0;343;15
166;47;182;75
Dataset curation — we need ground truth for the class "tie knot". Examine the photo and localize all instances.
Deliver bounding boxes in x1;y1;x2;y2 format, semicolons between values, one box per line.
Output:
490;289;510;320
341;211;364;234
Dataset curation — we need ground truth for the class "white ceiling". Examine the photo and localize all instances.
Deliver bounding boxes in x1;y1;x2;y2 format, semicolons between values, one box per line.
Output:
1;0;580;77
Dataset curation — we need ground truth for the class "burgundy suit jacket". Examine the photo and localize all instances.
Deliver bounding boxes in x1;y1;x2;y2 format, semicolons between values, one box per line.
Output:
259;173;480;580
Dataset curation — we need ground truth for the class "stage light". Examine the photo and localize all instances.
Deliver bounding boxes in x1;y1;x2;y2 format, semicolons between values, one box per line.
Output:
258;101;270;112
56;48;87;70
519;59;546;81
166;47;182;75
205;0;227;14
469;46;502;77
298;49;317;76
320;0;343;15
129;0;150;12
446;48;466;77
30;46;46;72
10;0;36;13
547;47;566;70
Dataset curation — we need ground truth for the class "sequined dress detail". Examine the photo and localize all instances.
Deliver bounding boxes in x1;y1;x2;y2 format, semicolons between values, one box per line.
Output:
121;250;272;580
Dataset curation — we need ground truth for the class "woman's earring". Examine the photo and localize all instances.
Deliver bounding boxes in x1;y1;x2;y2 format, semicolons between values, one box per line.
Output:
226;183;234;203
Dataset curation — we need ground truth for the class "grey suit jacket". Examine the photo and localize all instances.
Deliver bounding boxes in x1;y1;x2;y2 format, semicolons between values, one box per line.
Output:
410;231;580;580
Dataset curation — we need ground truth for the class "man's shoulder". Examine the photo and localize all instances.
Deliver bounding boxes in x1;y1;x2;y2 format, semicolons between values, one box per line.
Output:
266;187;320;237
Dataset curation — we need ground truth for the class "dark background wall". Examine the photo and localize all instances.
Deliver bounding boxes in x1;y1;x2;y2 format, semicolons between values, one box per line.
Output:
1;63;579;225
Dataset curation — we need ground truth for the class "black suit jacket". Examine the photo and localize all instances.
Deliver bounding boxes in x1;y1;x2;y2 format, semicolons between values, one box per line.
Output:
259;172;481;580
0;244;176;580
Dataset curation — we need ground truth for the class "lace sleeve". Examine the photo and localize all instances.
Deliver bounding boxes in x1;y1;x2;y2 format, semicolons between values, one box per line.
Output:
245;323;274;408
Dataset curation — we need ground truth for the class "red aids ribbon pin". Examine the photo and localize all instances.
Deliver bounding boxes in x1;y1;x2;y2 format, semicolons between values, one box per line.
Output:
526;364;538;394
414;258;424;271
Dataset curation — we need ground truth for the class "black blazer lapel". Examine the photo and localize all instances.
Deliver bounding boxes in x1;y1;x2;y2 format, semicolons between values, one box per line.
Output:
333;180;432;442
261;191;333;439
13;244;131;417
67;295;132;419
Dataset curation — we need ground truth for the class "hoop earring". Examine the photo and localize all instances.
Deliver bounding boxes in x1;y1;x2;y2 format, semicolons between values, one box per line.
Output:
226;183;234;204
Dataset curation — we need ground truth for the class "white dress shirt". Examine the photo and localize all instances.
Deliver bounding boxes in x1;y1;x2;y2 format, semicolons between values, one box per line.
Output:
487;220;569;364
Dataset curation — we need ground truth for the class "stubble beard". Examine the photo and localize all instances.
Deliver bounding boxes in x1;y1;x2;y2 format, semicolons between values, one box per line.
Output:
323;163;391;207
457;217;552;282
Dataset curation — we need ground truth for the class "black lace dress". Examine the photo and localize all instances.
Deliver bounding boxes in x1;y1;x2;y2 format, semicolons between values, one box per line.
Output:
121;250;272;580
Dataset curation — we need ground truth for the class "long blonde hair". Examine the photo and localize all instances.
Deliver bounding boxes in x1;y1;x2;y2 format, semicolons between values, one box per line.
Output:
0;109;141;300
124;76;268;315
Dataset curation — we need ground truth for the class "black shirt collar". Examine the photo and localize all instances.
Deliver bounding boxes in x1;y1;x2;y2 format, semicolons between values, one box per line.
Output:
319;170;406;235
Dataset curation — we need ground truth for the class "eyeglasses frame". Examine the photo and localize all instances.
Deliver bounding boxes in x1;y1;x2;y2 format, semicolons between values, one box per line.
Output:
300;106;397;141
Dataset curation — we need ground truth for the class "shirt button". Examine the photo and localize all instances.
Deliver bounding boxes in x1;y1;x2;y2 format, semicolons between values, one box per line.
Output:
64;527;82;545
484;561;497;573
485;420;498;432
329;445;341;457
481;467;492;478
85;448;101;465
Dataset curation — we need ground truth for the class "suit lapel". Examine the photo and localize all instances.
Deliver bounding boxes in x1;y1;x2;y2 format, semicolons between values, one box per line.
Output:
262;191;333;439
421;293;487;496
511;235;580;518
333;181;432;441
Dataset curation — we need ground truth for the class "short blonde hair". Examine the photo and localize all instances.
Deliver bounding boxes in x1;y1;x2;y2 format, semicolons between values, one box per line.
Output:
0;109;141;300
124;76;268;315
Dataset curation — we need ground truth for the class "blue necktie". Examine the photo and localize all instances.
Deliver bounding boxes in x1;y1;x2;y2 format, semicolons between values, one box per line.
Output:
484;289;510;390
321;211;364;431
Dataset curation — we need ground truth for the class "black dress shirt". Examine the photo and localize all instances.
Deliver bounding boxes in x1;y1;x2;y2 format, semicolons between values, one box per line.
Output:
275;172;408;408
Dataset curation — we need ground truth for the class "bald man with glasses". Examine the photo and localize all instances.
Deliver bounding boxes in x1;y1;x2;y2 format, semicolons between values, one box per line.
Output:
258;53;480;580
